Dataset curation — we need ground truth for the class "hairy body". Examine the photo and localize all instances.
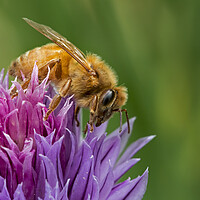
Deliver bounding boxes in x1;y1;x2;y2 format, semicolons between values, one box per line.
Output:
9;18;129;132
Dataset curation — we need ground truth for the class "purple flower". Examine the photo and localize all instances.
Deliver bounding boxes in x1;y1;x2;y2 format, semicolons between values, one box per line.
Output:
0;65;155;200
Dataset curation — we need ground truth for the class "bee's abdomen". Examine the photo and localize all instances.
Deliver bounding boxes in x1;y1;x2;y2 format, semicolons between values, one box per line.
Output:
9;43;70;81
9;54;28;81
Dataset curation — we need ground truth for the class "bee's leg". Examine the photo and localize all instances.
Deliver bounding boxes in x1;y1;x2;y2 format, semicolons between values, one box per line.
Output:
113;108;130;133
10;87;18;98
44;94;62;121
38;58;62;82
22;79;31;89
75;106;80;126
121;109;130;133
119;109;122;133
44;58;62;79
83;125;88;134
83;96;98;134
10;78;31;98
88;95;98;133
54;59;62;79
44;78;72;120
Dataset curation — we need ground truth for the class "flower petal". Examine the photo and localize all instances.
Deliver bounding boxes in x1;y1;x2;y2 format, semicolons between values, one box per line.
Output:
1;147;23;183
107;178;136;200
0;176;11;200
113;158;140;182
91;134;106;180
0;150;13;196
2;132;20;154
118;117;136;154
35;161;46;199
117;135;155;165
99;162;114;200
0;69;5;84
0;97;8;121
31;67;50;104
4;108;19;143
2;72;9;91
82;153;95;200
16;102;28;148
0;69;9;90
46;136;64;186
39;155;58;189
61;129;76;183
90;176;99;200
43;180;55;200
58;179;70;200
100;135;121;184
85;121;108;143
43;85;56;106
68;141;93;200
13;183;26;200
45;129;56;145
106;117;136;155
19;138;33;162
12;81;26;108
125;168;149;200
107;168;148;200
35;130;51;156
22;151;35;200
26;62;39;96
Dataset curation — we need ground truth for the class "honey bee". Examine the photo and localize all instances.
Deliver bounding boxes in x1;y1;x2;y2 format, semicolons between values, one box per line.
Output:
9;18;130;133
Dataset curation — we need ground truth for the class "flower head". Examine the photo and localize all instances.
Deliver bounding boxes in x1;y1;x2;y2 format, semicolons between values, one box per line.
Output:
0;65;155;200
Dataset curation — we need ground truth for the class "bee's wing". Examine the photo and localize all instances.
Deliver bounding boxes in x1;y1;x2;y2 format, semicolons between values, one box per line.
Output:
23;18;95;74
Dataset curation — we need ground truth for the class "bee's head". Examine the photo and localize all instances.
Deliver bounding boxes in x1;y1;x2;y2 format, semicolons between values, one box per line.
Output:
95;86;128;128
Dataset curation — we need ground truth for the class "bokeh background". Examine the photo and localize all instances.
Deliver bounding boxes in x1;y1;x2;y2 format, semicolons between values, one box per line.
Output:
0;0;199;199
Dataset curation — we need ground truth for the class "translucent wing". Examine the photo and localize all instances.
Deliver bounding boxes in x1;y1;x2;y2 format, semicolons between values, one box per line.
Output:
23;18;96;75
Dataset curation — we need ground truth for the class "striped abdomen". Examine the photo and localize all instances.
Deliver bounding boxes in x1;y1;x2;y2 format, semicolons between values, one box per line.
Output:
9;43;71;82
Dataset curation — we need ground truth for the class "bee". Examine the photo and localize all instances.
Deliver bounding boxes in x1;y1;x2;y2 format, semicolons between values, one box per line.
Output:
9;18;130;133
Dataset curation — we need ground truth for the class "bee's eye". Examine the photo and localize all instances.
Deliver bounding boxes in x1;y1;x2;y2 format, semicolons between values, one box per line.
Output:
102;89;115;106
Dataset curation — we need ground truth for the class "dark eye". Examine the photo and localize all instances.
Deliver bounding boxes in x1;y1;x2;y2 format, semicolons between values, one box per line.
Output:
102;89;115;106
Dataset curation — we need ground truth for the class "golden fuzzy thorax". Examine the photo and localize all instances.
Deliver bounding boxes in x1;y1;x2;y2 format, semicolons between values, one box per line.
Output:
67;54;119;108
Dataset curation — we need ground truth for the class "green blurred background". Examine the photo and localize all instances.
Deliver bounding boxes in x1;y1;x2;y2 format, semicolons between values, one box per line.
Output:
0;0;199;199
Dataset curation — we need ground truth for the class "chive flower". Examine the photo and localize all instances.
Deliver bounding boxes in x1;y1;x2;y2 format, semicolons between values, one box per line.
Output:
0;64;155;200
